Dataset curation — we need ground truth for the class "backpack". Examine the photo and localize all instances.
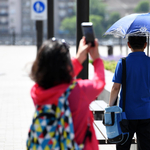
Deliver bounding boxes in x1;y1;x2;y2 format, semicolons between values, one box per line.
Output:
26;81;91;150
103;106;129;145
103;58;129;145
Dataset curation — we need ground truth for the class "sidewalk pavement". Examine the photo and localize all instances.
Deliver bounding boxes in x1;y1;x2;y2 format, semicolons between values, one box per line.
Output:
0;46;36;150
0;45;129;150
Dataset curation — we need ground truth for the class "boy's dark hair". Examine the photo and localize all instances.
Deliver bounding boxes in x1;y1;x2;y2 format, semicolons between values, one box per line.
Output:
128;36;147;49
30;39;73;89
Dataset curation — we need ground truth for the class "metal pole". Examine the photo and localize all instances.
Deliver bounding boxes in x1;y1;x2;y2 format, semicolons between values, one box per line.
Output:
12;30;15;45
119;37;122;55
47;0;54;39
36;21;43;51
76;0;89;79
147;36;149;56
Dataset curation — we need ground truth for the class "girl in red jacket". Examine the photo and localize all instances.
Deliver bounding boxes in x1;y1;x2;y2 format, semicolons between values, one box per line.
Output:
30;37;105;150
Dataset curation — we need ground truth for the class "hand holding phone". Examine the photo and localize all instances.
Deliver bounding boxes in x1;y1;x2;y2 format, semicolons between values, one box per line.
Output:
81;22;95;47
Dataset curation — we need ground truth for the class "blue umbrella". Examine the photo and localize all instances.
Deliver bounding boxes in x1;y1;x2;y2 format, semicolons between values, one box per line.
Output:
104;13;150;38
104;13;150;55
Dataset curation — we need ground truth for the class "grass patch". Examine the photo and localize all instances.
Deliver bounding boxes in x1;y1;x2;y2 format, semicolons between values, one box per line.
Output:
103;60;117;73
89;59;117;73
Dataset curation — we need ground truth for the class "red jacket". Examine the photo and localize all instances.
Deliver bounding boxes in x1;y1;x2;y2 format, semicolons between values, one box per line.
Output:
31;58;105;150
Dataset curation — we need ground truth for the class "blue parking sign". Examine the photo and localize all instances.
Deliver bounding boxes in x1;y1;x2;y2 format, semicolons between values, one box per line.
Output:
33;1;45;13
31;0;47;20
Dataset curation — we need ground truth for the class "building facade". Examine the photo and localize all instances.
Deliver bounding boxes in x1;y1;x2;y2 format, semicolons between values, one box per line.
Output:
0;0;146;45
21;0;36;36
0;0;9;33
54;0;75;36
0;0;35;35
0;0;22;34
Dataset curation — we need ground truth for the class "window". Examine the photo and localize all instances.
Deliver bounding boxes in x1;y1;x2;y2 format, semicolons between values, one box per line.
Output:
0;17;8;23
0;25;8;30
10;9;15;14
0;8;7;14
68;2;75;7
59;10;66;17
0;1;8;6
22;9;30;14
22;18;28;22
68;8;73;14
25;1;30;7
59;2;66;8
22;0;30;7
23;25;31;31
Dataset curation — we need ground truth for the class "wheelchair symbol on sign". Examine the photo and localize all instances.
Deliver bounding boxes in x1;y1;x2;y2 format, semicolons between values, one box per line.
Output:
33;1;45;13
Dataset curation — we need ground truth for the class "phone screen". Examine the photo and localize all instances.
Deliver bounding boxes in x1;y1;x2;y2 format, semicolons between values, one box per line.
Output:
81;23;95;46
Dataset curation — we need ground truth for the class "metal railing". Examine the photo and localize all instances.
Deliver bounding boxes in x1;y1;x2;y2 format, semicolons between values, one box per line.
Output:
0;33;37;45
0;33;128;46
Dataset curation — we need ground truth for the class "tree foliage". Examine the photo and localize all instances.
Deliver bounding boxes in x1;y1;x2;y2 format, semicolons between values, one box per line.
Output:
90;15;104;37
60;16;76;36
90;0;107;18
107;12;121;28
134;0;150;13
59;0;121;38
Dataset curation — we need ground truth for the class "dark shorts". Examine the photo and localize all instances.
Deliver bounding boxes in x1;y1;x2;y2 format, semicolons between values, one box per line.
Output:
116;119;150;150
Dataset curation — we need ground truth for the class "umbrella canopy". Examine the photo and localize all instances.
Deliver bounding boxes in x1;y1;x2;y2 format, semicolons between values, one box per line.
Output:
104;13;150;38
104;13;150;56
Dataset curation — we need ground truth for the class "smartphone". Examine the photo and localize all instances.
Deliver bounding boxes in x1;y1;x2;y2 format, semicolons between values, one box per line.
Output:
81;22;95;47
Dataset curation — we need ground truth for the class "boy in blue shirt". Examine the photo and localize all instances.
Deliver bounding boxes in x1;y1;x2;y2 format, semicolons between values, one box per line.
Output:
109;36;150;150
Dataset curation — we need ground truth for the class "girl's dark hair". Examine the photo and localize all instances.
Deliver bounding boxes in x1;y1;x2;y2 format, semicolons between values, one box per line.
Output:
30;39;73;89
128;36;147;49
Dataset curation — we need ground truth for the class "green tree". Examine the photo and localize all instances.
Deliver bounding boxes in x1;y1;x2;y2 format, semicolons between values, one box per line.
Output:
60;16;76;37
90;15;104;37
90;0;108;35
60;15;105;38
107;12;121;28
134;0;150;13
59;0;120;38
90;0;107;17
